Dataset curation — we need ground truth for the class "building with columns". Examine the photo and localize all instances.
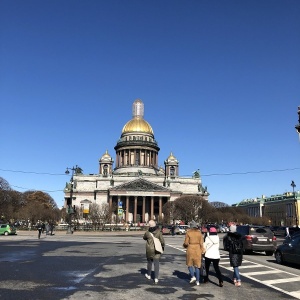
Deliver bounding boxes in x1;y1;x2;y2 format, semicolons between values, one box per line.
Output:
64;99;209;223
234;192;300;227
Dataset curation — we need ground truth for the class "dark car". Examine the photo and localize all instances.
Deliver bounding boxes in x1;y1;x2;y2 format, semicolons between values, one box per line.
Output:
275;232;300;265
288;227;300;236
270;226;286;236
223;225;277;256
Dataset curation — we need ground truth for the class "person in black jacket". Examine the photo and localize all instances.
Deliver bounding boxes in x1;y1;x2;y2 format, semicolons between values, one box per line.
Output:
227;225;243;287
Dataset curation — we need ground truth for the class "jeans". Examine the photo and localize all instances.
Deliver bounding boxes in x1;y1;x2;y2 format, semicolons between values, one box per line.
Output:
188;266;200;282
147;258;160;279
233;266;241;281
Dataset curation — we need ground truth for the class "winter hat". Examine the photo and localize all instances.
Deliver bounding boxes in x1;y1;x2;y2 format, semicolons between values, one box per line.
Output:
230;225;237;233
190;220;198;228
209;227;217;233
148;220;156;228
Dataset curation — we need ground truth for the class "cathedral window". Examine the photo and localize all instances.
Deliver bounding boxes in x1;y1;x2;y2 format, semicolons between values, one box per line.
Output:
170;167;175;176
103;165;108;177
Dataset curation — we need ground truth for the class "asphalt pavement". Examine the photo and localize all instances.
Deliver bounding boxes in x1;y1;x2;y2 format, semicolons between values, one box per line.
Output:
0;230;296;300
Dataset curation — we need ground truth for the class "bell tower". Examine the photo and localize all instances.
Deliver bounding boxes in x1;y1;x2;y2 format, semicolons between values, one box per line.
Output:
99;150;114;177
164;152;179;178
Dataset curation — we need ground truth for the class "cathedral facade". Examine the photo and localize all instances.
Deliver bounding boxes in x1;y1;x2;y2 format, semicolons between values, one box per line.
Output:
64;99;209;223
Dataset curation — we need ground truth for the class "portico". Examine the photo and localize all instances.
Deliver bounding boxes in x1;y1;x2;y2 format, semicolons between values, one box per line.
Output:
109;178;171;223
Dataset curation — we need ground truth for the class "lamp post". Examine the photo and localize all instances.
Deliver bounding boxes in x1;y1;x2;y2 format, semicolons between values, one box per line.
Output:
295;106;300;135
65;165;78;234
291;180;298;227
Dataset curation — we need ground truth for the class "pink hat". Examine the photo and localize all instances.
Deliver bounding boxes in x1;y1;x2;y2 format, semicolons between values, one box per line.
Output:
209;227;217;233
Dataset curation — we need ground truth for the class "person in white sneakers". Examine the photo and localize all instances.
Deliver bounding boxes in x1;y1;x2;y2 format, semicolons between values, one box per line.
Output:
227;225;243;287
183;220;205;286
143;220;165;284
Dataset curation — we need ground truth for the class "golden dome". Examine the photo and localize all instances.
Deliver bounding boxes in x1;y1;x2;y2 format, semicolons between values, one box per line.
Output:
121;99;154;135
122;117;154;134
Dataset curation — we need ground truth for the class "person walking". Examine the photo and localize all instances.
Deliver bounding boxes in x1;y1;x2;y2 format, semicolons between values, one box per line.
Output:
143;220;165;284
183;220;205;286
36;222;42;239
203;227;224;287
227;225;243;287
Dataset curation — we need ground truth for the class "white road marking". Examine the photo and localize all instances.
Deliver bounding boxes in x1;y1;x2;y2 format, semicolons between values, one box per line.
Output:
166;243;300;299
244;270;279;276
263;277;300;285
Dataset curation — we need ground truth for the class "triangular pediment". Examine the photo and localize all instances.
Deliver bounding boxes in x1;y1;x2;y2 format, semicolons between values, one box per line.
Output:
110;178;170;192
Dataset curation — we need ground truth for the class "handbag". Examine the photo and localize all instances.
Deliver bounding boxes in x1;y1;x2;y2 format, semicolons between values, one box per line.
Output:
201;258;206;276
150;232;164;254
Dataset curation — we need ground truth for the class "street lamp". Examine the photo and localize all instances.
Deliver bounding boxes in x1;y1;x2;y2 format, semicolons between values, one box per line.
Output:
291;180;298;227
295;106;300;135
65;165;78;234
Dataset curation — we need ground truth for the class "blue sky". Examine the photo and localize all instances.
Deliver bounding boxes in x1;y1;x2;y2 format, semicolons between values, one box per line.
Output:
1;1;300;208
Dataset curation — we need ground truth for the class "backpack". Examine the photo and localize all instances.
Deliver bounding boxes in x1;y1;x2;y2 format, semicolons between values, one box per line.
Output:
231;238;243;254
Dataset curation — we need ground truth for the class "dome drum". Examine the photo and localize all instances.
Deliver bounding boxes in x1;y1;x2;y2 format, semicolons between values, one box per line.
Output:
114;140;160;152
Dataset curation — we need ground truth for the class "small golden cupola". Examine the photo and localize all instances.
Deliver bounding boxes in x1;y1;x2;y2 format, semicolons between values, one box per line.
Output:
164;152;179;178
99;150;114;177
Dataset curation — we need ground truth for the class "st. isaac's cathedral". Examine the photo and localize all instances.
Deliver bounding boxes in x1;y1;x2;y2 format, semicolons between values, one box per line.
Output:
64;99;209;223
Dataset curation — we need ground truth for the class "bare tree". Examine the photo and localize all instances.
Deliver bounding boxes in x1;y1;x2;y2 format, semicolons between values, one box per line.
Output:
0;177;11;221
173;195;213;224
22;191;60;224
162;201;175;225
0;177;10;191
84;203;115;230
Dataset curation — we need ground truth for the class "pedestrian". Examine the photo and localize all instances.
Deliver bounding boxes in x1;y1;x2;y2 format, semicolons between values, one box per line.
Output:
171;224;175;236
143;220;165;284
203;227;223;287
285;226;290;238
50;223;54;235
227;225;243;287
37;222;42;239
41;223;45;234
45;223;50;235
183;220;205;286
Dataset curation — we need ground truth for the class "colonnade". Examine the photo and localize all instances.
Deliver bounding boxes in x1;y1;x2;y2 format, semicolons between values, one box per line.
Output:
115;149;158;168
109;195;168;223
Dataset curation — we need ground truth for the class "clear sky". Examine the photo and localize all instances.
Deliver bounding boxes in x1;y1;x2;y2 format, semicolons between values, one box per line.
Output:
1;1;300;209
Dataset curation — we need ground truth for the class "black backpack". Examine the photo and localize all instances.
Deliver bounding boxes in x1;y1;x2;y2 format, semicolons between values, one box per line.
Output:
231;238;243;254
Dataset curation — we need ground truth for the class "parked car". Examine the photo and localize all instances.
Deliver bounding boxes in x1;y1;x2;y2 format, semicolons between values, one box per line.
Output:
0;224;17;235
288;227;300;236
161;225;179;235
177;225;189;235
275;232;300;265
270;226;286;236
218;225;228;233
223;225;277;256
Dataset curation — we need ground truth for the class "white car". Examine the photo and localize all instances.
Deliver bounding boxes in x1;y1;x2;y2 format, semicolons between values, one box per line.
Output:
178;225;189;234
